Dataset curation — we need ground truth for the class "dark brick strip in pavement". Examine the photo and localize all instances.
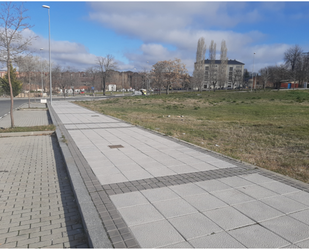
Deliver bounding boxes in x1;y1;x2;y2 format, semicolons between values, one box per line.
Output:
102;167;260;195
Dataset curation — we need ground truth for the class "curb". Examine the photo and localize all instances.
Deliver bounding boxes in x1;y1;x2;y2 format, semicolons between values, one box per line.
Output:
0;131;54;137
47;102;112;248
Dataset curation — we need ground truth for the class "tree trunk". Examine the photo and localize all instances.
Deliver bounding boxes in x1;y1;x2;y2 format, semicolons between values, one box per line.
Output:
103;77;106;96
28;73;31;108
7;60;14;128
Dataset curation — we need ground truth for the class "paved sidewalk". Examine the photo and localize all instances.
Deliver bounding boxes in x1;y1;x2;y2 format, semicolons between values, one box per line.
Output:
51;100;309;248
0;103;89;248
0;103;50;128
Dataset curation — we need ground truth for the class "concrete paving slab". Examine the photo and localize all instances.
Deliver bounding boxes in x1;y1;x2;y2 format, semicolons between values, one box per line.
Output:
152;198;197;218
214;188;255;205
283;191;309;206
169;164;198;174
146;166;178;177
190;162;218;171
196;179;232;193
228;224;290;248
141;187;179;202
122;169;153;181
261;216;309;243
218;176;255;188
189;232;245;248
183;193;228;212
97;172;127;185
129;220;184;248
239;173;275;184
233;200;284;222
296;239;309;248
162;241;193;248
289;209;309;225
116;203;164;226
259;181;302;195
169;213;222;240
261;195;309;214
203;206;256;230
236;184;279;200
169;183;205;197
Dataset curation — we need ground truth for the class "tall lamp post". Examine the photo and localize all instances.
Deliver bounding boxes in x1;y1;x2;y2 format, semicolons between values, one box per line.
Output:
251;52;255;92
40;48;44;97
146;61;150;95
42;5;52;104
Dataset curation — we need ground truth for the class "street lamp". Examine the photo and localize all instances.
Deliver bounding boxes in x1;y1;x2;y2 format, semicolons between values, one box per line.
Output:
40;48;44;97
146;61;150;95
251;52;255;92
42;5;52;104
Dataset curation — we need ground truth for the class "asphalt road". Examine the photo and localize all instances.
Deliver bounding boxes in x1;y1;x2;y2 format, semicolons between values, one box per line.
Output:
0;98;28;118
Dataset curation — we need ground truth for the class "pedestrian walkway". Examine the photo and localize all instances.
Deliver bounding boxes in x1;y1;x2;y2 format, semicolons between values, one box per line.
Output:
51;100;309;248
0;103;50;128
0;103;89;248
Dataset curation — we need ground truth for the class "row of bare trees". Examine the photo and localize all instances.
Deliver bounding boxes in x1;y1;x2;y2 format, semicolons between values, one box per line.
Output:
259;45;309;90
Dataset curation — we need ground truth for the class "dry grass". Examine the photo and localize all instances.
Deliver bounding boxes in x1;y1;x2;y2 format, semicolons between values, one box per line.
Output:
0;124;56;133
76;90;309;183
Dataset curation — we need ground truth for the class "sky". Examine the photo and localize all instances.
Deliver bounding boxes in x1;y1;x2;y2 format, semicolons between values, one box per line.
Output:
3;1;309;74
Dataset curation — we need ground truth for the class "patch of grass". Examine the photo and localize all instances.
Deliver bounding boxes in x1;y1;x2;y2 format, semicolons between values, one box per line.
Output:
76;90;309;183
0;124;55;133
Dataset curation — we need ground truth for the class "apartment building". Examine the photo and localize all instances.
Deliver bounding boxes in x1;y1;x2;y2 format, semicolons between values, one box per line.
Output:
202;59;245;89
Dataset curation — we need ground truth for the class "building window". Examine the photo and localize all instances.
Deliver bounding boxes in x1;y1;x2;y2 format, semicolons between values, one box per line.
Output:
205;66;209;71
229;67;233;71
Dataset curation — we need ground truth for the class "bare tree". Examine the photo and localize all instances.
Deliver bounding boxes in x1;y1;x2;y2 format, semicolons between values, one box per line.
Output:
193;37;206;91
234;69;243;89
85;66;99;92
259;67;270;90
16;55;40;107
269;64;289;90
51;64;64;96
209;40;217;91
295;52;309;87
97;54;118;95
218;40;228;89
151;59;187;95
0;2;36;127
151;61;166;95
284;45;303;90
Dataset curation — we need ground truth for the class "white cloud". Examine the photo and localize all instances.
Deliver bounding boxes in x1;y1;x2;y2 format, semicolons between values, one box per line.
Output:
87;2;273;73
21;29;98;70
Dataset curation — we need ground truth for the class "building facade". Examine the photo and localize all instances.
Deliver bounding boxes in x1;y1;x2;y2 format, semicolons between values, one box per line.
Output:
202;59;245;89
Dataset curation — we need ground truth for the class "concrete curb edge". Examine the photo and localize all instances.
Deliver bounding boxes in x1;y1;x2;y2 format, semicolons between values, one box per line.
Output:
47;102;112;248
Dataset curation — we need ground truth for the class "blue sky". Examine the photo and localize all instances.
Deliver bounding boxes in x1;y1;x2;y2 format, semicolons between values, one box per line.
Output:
14;1;309;74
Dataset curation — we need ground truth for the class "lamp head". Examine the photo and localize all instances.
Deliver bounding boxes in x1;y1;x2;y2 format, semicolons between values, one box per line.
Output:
42;5;50;9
